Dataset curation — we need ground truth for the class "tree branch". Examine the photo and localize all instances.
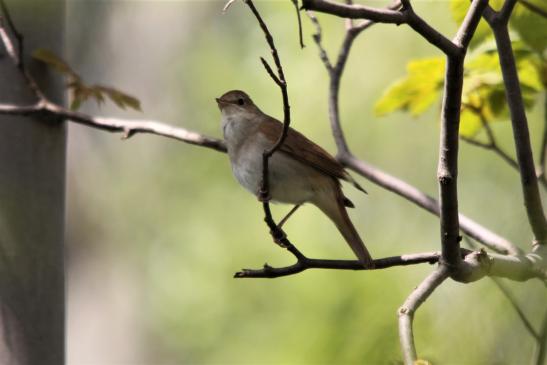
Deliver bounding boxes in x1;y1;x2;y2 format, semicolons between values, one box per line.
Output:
340;153;521;255
533;308;547;365
398;265;450;364
517;0;547;19
302;0;460;57
291;0;305;48
484;4;547;246
307;6;519;256
235;250;444;278
436;0;488;268
0;101;227;152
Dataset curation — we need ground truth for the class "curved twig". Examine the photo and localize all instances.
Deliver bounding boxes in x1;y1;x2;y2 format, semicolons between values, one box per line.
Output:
398;265;450;364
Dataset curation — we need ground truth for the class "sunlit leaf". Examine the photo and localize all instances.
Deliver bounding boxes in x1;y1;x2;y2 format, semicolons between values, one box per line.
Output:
374;57;445;117
510;0;547;53
460;107;484;138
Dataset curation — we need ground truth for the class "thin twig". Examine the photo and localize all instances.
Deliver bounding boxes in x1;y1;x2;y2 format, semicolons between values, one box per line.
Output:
464;236;541;342
460;105;520;171
533;308;547;365
517;0;547;18
235;250;444;279
398;265;450;364
491;277;540;340
291;0;305;48
0;0;22;67
538;95;547;185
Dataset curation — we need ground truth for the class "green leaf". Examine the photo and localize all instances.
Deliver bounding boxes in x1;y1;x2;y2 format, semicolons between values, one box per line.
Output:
460;107;484;138
374;57;445;117
510;0;547;53
32;48;79;80
33;48;142;112
96;86;142;111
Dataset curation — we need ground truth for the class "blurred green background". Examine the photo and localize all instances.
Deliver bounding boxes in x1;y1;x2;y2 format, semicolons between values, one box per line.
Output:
63;1;546;364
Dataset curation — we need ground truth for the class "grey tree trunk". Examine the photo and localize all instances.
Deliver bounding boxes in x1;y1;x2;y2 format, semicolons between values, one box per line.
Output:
0;0;66;364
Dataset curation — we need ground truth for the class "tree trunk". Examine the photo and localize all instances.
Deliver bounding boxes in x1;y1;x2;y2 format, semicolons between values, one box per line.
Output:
0;0;66;364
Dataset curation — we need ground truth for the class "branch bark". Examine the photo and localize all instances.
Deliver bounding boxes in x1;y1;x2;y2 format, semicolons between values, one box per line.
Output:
484;3;547;246
302;0;460;56
398;265;450;364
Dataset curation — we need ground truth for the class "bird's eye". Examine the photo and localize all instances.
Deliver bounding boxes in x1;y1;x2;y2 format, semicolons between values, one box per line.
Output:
237;98;245;106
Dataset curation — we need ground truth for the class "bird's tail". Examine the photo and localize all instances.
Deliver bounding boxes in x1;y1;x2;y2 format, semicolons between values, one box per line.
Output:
315;186;374;269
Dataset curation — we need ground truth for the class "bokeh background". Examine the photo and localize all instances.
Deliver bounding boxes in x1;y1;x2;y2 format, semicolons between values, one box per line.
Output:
63;1;546;364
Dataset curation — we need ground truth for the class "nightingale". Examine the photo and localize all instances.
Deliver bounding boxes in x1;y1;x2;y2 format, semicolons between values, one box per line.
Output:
216;90;373;268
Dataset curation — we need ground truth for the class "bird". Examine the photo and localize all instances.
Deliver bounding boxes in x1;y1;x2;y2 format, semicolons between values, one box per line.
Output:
216;89;373;268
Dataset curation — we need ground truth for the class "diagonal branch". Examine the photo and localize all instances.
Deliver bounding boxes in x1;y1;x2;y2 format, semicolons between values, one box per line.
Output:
0;0;23;67
398;265;450;364
517;0;547;18
533;309;547;365
341;155;520;255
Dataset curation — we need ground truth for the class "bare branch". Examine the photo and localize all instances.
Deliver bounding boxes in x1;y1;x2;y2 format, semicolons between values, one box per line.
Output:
0;0;23;67
307;12;333;72
533;309;547;365
461;135;520;171
307;0;517;257
341;154;520;255
235;250;445;279
539;95;547;186
436;0;488;268
0;101;227;153
518;0;547;19
484;5;547;246
291;0;305;48
464;236;540;341
491;277;540;340
453;0;490;48
302;0;460;57
398;265;450;364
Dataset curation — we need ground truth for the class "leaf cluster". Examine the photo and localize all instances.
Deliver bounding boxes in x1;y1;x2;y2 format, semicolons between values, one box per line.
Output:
374;0;546;138
32;48;141;112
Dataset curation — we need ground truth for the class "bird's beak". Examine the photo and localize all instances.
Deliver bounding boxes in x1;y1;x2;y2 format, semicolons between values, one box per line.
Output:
215;97;226;110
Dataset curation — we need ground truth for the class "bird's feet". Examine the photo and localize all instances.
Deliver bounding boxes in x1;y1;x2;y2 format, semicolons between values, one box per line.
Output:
270;226;289;248
257;188;271;203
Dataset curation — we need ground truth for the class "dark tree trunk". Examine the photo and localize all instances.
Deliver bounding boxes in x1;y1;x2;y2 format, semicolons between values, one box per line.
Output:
0;0;66;364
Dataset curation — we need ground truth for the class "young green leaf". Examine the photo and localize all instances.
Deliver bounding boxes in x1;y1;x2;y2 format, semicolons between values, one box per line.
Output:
32;48;79;80
374;57;445;117
510;0;547;54
32;48;142;112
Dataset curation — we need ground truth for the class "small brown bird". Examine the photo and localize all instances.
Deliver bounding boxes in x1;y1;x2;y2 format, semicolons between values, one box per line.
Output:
216;90;373;268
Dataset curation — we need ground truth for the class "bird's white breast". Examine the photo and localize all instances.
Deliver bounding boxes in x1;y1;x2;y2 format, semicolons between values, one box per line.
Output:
224;121;325;205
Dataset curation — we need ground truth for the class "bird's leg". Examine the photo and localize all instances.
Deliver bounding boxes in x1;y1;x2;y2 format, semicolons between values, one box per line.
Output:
278;204;301;229
268;204;301;248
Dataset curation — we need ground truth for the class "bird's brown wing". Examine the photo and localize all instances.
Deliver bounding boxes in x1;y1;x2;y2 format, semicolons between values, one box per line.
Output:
258;116;348;182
